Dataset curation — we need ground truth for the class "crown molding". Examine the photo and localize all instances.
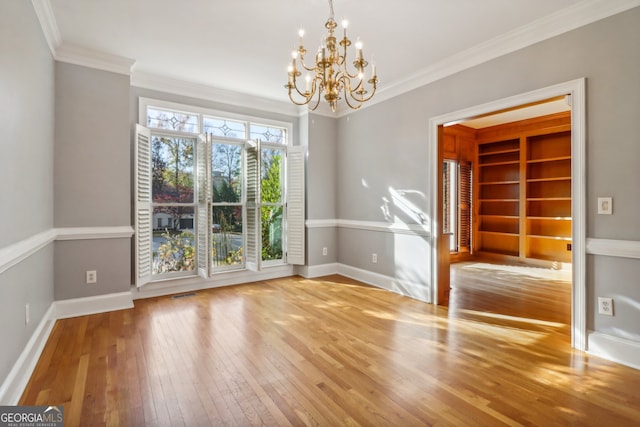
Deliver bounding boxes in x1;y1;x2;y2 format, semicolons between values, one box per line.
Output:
55;44;135;76
31;0;61;56
131;71;300;117
342;0;640;117
32;0;640;115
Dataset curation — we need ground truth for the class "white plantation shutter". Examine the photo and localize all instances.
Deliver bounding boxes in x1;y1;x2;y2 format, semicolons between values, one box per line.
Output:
245;139;261;271
197;134;211;278
286;146;305;265
135;124;152;287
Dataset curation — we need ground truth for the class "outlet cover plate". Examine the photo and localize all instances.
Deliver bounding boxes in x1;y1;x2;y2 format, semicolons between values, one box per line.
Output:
597;197;612;215
86;270;97;284
598;297;614;316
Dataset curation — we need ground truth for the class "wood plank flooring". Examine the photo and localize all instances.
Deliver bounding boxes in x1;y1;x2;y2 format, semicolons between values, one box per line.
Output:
20;274;640;426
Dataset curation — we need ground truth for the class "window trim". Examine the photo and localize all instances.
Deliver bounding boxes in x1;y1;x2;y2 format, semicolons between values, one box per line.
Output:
136;97;300;286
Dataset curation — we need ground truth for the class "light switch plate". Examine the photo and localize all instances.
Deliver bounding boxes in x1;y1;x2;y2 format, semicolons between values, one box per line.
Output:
597;197;612;215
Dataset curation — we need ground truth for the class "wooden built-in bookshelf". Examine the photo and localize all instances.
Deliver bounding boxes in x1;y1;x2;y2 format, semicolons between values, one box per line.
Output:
477;138;520;257
474;112;572;265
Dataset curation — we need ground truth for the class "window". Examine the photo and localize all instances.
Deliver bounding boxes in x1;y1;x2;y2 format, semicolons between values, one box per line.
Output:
151;134;196;276
134;99;304;287
443;159;472;254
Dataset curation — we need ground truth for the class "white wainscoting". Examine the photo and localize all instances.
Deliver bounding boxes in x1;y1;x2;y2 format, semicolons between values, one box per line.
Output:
0;305;56;405
0;226;135;405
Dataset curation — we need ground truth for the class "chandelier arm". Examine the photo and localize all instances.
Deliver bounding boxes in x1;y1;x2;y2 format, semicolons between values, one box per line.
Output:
338;44;361;79
338;72;363;95
334;75;361;110
298;57;317;72
342;90;363;110
288;90;313;107
291;77;311;99
348;79;378;103
307;77;323;110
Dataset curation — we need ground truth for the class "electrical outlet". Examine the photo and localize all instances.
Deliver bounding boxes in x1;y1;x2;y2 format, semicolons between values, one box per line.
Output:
597;197;612;215
598;297;614;316
372;253;378;263
86;270;97;284
322;247;328;256
25;304;30;325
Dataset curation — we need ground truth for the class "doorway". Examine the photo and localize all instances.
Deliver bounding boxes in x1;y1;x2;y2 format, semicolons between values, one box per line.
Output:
428;79;586;350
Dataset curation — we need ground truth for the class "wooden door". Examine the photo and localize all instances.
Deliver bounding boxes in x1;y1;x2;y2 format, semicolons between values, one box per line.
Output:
437;125;451;306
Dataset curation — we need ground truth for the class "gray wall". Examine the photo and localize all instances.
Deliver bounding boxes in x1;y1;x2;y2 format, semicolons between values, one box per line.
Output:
306;114;338;265
54;63;131;227
54;62;132;300
336;7;640;342
0;1;55;385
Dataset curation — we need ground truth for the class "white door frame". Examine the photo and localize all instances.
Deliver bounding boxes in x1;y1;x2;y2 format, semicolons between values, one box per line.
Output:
428;78;587;351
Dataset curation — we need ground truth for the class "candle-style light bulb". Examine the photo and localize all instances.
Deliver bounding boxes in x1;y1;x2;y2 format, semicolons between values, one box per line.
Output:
341;19;348;39
305;74;311;92
355;38;363;60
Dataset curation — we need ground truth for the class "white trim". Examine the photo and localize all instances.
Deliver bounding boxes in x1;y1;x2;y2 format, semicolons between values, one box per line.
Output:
337;264;431;303
296;263;340;279
586;238;640;259
54;292;133;319
56;226;134;241
0;230;57;275
307;218;431;236
0;304;56;405
306;219;340;228
55;44;135;76
343;0;640;117
0;227;133;276
33;0;639;116
339;219;430;237
132;265;294;300
132;72;300;117
587;331;640;371
428;78;587;350
31;0;61;56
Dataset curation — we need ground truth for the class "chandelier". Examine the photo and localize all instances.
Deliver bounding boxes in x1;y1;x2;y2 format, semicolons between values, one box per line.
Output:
285;0;378;112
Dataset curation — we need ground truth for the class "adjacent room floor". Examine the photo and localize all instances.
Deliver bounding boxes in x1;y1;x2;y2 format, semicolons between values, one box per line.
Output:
449;260;572;326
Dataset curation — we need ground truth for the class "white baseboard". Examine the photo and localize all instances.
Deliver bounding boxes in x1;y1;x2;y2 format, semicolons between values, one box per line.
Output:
296;263;340;278
337;264;432;303
132;266;295;300
0;304;56;405
587;331;640;370
54;291;134;319
297;262;432;303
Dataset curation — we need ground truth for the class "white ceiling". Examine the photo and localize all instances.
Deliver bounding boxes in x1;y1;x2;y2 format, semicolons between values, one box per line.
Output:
458;98;571;129
42;0;634;109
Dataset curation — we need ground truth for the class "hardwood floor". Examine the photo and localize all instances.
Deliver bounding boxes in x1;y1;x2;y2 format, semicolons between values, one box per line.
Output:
450;260;572;326
20;274;640;426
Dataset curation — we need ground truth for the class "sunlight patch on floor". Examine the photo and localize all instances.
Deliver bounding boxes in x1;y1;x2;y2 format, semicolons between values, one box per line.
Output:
456;308;567;328
462;262;571;282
